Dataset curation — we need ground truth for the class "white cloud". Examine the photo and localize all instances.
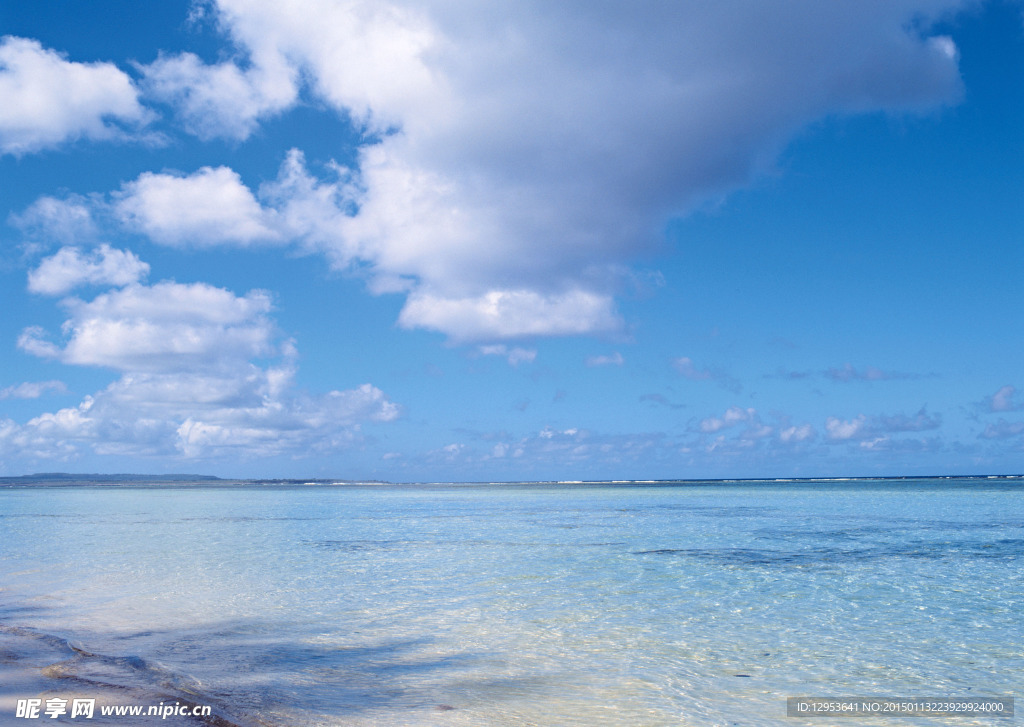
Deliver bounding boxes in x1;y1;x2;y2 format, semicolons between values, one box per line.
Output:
586;352;624;367
825;408;941;441
825;363;919;382
8;196;98;245
699;406;756;433
259;149;368;261
398;288;622;342
7;273;400;462
3;367;400;461
19;281;277;372
856;436;941;453
141;51;297;140
410;424;670;476
826;363;889;382
173;381;399;458
0;380;66;400
825;415;869;441
876;408;942;432
986;385;1022;413
478;344;537;367
28;244;150;295
8;3;970;343
137;0;965;342
980;419;1024;440
0;36;149;154
779;424;815;444
674;357;713;381
210;0;438;133
673;356;741;392
115;166;282;247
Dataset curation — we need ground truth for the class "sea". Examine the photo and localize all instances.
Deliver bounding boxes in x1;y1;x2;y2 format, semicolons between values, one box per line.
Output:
0;478;1020;726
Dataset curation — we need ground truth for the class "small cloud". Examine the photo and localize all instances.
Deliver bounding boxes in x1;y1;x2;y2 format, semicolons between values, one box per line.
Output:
0;36;150;155
826;407;941;441
19;281;278;372
539;426;580;440
765;367;813;380
985;385;1023;413
586;351;624;367
140;51;297;141
779;424;815;443
699;406;756;433
9;195;98;245
400;288;622;342
742;423;774;441
979;419;1024;440
674;356;712;381
640;393;685;410
825;363;916;382
0;380;67;400
857;436;942;453
825;415;867;441
28;244;150;295
876;407;941;433
477;344;537;366
673;356;740;392
115;166;283;248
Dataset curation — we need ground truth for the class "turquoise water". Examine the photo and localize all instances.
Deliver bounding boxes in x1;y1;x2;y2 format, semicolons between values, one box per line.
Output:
0;480;1021;725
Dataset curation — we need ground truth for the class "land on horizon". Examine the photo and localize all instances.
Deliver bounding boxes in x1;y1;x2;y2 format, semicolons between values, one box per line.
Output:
2;472;1022;488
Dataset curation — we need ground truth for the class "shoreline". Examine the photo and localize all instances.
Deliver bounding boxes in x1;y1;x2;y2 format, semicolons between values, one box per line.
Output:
2;473;1023;489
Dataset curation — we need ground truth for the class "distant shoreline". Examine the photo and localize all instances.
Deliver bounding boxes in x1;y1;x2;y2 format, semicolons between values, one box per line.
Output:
2;473;1023;488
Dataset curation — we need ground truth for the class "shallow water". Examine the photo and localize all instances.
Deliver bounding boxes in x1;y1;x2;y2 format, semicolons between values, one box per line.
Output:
0;480;1021;725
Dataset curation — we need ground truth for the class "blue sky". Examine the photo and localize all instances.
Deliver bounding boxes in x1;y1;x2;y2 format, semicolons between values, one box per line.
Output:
1;0;1022;481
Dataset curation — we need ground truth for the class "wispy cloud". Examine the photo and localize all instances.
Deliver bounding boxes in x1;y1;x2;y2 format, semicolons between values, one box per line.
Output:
825;407;941;441
979;419;1024;440
0;380;66;400
640;393;685;410
673;356;741;392
825;363;919;383
477;344;537;367
768;363;923;382
698;406;758;434
984;385;1024;413
9;196;98;246
586;352;624;367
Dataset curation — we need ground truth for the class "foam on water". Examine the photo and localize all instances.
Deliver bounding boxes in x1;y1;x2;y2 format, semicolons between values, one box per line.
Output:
0;480;1021;725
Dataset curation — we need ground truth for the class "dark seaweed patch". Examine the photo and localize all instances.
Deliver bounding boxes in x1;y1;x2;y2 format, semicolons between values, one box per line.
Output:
635;538;1023;566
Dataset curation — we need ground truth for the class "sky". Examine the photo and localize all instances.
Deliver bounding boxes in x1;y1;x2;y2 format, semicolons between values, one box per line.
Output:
0;0;1022;481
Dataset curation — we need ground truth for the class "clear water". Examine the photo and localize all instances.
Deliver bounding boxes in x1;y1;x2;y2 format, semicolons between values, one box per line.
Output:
0;480;1021;726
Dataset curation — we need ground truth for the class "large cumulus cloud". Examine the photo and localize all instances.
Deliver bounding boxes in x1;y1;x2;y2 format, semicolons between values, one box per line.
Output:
134;0;965;341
